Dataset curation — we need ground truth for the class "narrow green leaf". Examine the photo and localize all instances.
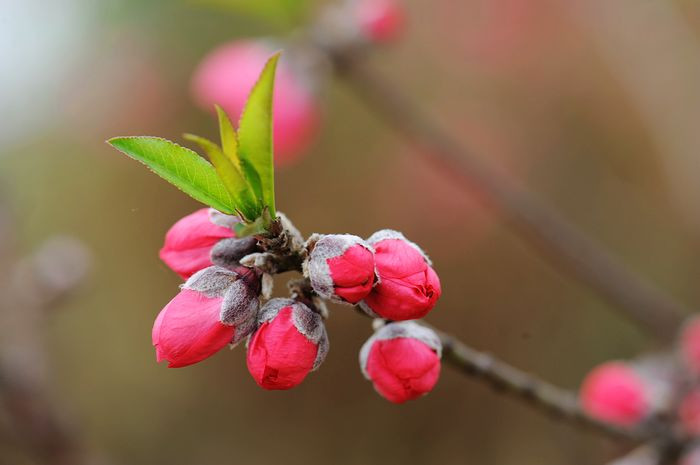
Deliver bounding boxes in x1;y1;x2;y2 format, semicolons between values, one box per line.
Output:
107;136;236;214
219;104;263;208
216;106;265;215
215;105;240;167
182;134;261;221
237;52;280;218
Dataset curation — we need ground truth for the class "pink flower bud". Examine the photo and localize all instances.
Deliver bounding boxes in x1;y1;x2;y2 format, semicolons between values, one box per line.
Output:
359;230;441;321
246;298;328;390
579;361;649;426
359;321;441;403
191;39;321;165
681;317;700;374
159;208;237;279
152;266;260;368
679;389;700;436
305;234;376;304
354;0;405;43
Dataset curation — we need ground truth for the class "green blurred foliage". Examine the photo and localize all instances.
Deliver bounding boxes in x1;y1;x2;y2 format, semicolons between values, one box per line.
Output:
192;0;317;28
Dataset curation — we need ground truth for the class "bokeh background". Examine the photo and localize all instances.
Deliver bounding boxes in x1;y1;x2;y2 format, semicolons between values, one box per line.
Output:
2;0;700;463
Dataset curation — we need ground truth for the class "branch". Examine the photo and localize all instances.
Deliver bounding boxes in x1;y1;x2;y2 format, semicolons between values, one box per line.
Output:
322;50;688;341
606;445;659;465
269;224;649;442
434;329;649;442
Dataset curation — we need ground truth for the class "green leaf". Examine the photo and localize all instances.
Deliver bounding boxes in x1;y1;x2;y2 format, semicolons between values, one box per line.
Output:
108;136;237;214
182;133;261;221
215;105;240;167
191;0;313;26
237;52;279;218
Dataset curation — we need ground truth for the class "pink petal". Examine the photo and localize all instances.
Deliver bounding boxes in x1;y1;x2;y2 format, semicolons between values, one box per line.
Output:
373;239;427;279
334;283;374;305
159;208;235;279
327;245;375;303
152;306;166;347
155;289;233;368
363;269;440;320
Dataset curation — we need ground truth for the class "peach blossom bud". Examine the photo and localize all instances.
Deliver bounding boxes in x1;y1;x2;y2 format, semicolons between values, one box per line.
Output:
246;298;328;390
580;361;649;427
359;321;441;403
305;234;376;304
152;266;260;368
359;230;441;320
354;0;405;43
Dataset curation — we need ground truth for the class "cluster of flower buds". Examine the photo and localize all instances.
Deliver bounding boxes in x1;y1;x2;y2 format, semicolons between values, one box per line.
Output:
305;230;441;320
154;208;328;390
153;210;442;401
578;316;700;436
304;230;442;401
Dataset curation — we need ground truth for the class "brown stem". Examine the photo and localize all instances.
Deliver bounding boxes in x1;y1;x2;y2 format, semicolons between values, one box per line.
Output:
267;207;645;442
323;50;688;341
435;328;650;441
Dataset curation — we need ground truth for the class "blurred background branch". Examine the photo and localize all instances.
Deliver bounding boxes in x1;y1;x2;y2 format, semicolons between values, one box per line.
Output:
0;204;96;465
573;1;700;234
326;50;688;342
